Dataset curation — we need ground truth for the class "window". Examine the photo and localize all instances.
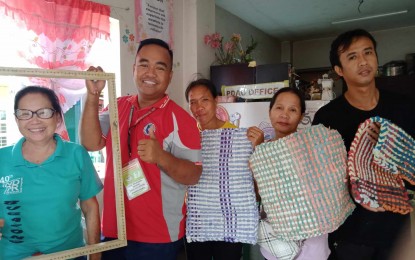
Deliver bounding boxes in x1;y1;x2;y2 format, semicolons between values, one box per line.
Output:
0;137;6;147
0;123;5;133
0;18;120;174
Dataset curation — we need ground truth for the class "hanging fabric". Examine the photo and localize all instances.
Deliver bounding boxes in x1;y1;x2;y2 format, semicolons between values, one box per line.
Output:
0;0;110;140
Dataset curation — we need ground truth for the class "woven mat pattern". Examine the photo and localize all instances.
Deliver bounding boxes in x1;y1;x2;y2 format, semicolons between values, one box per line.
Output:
186;128;258;244
372;117;415;181
250;125;355;241
348;116;415;214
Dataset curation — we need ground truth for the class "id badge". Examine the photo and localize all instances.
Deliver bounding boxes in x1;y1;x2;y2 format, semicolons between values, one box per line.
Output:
122;158;150;200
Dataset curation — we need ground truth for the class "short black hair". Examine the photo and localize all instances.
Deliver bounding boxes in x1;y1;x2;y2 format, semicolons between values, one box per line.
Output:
14;86;63;117
136;38;173;67
269;87;306;114
185;78;218;103
329;28;377;69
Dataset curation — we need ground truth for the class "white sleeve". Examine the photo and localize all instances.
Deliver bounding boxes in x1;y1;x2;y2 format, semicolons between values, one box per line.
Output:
99;109;110;137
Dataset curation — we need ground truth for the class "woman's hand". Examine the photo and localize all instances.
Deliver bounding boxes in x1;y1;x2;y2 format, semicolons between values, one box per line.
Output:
247;126;264;147
86;66;106;95
360;202;386;212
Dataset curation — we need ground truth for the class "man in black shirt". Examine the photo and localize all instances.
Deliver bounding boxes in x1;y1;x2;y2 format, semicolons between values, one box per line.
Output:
313;29;415;260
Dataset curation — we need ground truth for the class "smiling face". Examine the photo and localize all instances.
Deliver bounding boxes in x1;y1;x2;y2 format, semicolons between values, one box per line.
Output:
188;85;219;130
335;36;378;89
15;93;61;144
133;44;173;107
269;92;304;139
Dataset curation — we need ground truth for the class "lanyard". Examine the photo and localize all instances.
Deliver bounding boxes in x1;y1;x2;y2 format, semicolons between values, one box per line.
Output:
127;106;157;156
127;96;170;156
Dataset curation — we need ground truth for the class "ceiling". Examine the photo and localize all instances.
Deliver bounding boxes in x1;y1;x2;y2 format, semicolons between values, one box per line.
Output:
215;0;415;41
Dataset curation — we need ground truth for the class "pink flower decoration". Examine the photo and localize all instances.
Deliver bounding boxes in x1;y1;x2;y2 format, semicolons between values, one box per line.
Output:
129;34;135;42
77;51;86;59
212;33;221;41
224;42;235;52
204;34;211;45
203;32;257;65
231;33;241;42
58;93;67;104
29;77;51;88
210;41;220;49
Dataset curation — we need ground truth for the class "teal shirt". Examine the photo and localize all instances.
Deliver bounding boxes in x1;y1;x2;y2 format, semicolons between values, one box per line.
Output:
0;134;103;260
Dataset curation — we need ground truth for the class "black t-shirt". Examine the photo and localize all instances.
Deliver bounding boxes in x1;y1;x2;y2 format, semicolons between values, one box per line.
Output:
312;88;415;247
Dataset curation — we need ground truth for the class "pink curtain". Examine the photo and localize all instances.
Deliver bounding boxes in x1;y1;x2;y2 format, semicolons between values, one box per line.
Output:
0;0;110;140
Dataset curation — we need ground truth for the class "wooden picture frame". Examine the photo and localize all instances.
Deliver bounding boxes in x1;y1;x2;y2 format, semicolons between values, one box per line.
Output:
0;67;126;259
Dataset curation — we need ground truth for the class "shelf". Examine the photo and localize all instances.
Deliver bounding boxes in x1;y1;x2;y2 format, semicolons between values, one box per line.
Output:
376;74;415;98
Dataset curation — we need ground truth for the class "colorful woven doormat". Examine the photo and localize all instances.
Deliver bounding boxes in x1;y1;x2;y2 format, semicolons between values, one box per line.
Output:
186;128;258;244
250;125;355;241
348;116;415;214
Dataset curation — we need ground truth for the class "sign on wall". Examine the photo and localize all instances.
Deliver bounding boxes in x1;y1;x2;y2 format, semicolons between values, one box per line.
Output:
221;81;289;99
135;0;174;47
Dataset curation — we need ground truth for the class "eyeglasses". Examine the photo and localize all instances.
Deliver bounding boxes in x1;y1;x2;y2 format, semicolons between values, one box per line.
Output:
15;108;56;120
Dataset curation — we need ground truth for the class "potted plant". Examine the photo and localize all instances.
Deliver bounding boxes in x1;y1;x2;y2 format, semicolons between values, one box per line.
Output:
205;32;258;95
204;32;257;65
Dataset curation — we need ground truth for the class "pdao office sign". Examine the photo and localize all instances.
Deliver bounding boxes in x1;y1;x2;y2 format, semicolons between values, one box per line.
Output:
222;81;288;100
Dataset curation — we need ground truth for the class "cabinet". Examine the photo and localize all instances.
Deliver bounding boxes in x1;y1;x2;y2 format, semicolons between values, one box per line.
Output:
210;64;255;95
376;75;415;99
297;68;415;99
210;63;290;95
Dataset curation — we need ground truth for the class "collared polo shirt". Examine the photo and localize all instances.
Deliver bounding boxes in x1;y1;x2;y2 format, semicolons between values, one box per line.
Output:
100;94;201;243
0;134;103;259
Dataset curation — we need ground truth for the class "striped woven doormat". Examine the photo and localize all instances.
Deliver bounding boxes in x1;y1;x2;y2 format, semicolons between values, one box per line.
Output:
250;125;355;241
348;116;415;214
186;128;259;244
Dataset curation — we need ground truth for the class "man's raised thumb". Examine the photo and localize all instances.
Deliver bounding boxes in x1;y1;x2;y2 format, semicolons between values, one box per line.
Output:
149;125;156;139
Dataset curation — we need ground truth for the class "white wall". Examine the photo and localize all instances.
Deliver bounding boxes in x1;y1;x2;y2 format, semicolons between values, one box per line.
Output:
95;0;136;96
292;37;332;69
196;0;216;81
171;0;216;108
372;26;415;66
281;41;292;63
292;26;415;69
169;0;197;108
215;6;281;65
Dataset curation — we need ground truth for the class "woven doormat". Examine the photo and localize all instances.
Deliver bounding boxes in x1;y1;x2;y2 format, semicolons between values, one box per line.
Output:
348;116;415;214
186;128;258;244
250;125;355;241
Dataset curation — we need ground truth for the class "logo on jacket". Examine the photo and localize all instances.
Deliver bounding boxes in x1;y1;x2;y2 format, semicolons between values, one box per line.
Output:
143;123;156;136
2;175;23;195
